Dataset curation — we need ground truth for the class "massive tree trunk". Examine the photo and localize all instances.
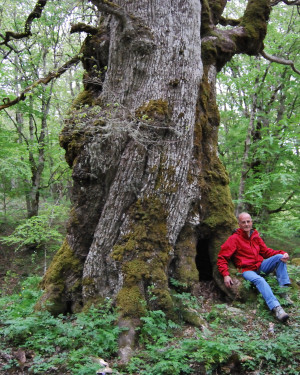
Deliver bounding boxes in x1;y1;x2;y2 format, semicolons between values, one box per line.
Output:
39;0;271;362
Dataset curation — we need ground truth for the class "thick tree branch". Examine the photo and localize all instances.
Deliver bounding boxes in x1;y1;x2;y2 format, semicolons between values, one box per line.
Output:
0;55;80;111
89;0;135;37
0;0;48;45
201;0;272;71
219;16;241;27
260;50;300;75
70;23;99;35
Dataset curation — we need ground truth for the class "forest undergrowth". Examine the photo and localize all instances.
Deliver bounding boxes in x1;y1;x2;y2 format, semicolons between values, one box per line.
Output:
0;263;299;375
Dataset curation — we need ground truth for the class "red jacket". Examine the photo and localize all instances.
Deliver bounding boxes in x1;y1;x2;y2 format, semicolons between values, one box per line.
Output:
217;228;285;277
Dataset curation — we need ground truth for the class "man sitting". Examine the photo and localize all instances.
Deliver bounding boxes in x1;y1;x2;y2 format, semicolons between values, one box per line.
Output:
217;212;291;322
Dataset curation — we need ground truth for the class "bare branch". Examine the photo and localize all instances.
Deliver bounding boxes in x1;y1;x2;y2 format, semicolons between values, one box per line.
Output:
40;166;71;190
260;50;300;75
0;0;48;46
0;55;81;111
4;109;29;146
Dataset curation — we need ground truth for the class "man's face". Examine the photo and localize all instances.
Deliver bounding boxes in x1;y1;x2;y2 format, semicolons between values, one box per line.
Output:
239;214;253;234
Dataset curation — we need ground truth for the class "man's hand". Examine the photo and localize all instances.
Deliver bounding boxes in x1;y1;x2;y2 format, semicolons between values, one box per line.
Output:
280;253;289;263
224;275;233;288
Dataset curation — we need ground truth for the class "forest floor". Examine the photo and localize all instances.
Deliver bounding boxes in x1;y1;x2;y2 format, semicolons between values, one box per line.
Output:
1;274;299;375
0;237;45;295
0;226;299;375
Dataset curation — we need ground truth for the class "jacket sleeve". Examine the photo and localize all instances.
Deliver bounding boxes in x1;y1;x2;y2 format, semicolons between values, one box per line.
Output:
257;236;285;258
217;235;237;277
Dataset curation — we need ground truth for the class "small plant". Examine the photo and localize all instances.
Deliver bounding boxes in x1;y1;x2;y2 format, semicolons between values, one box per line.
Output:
0;203;67;252
0;273;299;375
0;276;121;374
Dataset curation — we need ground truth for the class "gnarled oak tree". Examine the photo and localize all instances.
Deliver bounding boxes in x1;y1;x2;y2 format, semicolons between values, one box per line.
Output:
2;0;297;363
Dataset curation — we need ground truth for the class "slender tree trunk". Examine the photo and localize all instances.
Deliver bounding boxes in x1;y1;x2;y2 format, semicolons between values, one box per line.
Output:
25;49;54;219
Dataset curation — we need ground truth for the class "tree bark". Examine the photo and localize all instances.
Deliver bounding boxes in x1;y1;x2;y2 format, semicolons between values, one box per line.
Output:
39;0;272;363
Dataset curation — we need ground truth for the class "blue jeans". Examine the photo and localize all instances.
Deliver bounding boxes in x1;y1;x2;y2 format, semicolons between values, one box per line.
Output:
242;254;291;310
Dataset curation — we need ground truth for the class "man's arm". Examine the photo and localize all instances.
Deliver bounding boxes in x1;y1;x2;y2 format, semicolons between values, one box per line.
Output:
257;236;288;260
217;236;237;288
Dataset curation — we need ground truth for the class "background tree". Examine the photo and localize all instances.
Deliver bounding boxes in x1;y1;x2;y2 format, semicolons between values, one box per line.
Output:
217;2;299;246
1;0;299;363
0;0;84;223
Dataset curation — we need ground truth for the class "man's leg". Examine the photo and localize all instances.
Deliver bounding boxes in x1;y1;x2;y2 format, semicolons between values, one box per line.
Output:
242;270;280;310
243;269;289;322
259;254;291;286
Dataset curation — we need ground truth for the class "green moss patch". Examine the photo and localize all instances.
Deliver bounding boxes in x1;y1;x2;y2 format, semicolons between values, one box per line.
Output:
241;0;270;41
37;239;83;315
42;239;82;286
135;99;171;122
112;197;174;318
117;286;147;317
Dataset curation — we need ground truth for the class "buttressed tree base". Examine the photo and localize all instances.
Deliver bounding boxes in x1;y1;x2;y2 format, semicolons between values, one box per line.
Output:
2;0;288;364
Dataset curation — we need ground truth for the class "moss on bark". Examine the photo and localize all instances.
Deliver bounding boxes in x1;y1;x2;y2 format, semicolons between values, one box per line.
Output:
36;239;83;315
71;89;95;108
112;196;175;319
241;0;270;42
135;99;171;124
193;60;237;300
172;224;199;289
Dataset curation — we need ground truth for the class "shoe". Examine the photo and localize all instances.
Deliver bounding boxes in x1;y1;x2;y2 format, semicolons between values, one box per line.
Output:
272;305;289;322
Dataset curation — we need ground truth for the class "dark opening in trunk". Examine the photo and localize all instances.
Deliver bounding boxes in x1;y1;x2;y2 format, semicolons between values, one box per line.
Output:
196;238;213;281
